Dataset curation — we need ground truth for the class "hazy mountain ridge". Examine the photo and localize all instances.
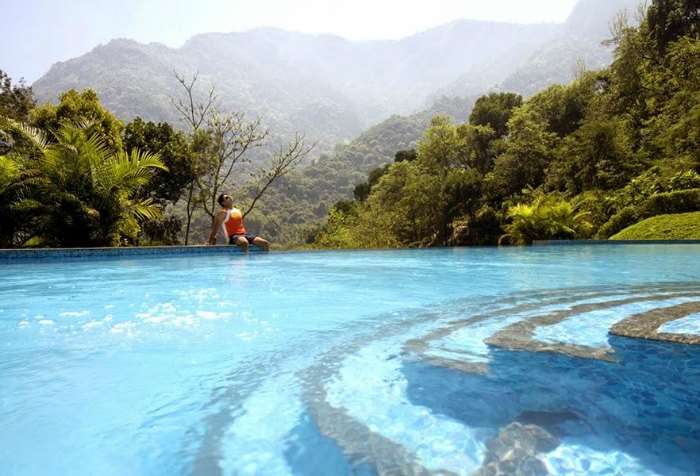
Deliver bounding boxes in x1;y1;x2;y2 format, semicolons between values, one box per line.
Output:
497;0;641;96
437;0;641;98
32;7;599;155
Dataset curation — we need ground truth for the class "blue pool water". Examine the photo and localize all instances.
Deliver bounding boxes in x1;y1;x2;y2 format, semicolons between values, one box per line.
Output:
1;245;699;475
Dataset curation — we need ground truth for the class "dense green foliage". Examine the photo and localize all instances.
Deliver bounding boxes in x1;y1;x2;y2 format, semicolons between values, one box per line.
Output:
0;78;181;247
501;193;593;245
1;120;165;247
611;212;700;240
123;118;197;205
314;1;700;248
0;71;36;123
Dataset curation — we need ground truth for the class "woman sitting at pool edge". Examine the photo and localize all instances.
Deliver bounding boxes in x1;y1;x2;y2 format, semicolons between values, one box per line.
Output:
207;193;270;252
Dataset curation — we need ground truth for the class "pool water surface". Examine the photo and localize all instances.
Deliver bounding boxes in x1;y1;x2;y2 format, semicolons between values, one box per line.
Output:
1;245;699;475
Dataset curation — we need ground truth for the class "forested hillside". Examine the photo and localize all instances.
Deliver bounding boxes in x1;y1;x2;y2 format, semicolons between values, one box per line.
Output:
242;96;475;244
314;0;700;248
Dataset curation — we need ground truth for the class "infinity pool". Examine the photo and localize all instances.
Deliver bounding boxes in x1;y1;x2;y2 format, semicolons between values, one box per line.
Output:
1;245;699;475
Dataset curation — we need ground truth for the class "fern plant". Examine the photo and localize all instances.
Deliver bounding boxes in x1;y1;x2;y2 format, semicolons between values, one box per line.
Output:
501;193;593;245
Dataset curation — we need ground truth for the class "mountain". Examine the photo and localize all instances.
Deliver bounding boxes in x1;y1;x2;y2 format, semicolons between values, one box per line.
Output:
439;0;642;99
32;17;561;156
29;0;641;244
498;0;641;96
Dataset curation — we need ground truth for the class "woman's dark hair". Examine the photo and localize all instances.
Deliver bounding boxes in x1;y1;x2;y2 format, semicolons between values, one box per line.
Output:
217;193;229;206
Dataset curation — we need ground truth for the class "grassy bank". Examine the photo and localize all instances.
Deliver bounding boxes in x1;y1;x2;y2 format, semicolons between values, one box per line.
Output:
611;212;700;241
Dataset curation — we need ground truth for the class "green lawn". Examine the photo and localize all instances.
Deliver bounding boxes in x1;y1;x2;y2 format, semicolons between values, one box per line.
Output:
611;212;700;240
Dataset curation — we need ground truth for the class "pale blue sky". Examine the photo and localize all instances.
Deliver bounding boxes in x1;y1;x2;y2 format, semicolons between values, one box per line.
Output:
2;0;579;83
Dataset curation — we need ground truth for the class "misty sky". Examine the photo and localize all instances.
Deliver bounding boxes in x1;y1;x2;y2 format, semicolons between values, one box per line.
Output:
2;0;580;83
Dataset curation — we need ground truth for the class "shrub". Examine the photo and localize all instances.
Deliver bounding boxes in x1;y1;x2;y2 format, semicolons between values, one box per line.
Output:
643;188;700;215
501;194;593;245
611;212;700;240
450;206;502;246
596;206;641;239
597;188;700;238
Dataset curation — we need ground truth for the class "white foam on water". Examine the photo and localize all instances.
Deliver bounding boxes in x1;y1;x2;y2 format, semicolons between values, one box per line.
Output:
59;310;90;317
543;441;659;475
325;330;486;475
534;297;700;348
659;312;700;335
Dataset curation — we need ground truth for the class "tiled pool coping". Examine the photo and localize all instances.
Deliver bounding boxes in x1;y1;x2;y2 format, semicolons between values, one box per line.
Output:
2;241;699;261
0;245;260;260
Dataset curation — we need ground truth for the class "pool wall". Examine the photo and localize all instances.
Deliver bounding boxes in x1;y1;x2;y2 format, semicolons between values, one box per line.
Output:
2;241;699;261
0;245;257;261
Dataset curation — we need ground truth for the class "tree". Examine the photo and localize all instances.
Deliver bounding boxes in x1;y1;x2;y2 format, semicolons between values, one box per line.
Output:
14;122;165;247
170;72;218;244
0;153;37;247
469;92;523;137
485;108;558;202
123;118;197;204
394;149;417;163
416;116;465;170
646;0;700;54
0;70;36;122
31;89;124;151
353;164;391;201
551;118;638;193
456;124;497;174
171;71;312;243
242;133;314;218
196;111;268;219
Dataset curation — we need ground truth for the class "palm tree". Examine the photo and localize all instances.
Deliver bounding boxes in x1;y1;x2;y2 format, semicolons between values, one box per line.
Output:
9;121;166;247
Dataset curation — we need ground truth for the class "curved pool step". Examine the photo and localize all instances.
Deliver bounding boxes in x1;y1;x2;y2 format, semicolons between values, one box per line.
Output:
301;283;700;475
485;290;700;361
404;288;640;370
297;303;494;475
404;284;700;370
611;301;700;345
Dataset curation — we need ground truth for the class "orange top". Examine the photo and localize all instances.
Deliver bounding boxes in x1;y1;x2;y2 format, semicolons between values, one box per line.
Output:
222;208;246;237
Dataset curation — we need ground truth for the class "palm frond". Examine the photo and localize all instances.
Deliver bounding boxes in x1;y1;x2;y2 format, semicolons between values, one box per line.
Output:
8;120;49;151
102;149;166;192
125;198;163;221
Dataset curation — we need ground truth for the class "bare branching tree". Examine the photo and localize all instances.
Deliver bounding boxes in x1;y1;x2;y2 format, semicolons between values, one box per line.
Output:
605;10;632;47
243;133;314;218
170;71;313;243
605;2;648;48
170;71;216;244
197;111;269;219
171;72;216;133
